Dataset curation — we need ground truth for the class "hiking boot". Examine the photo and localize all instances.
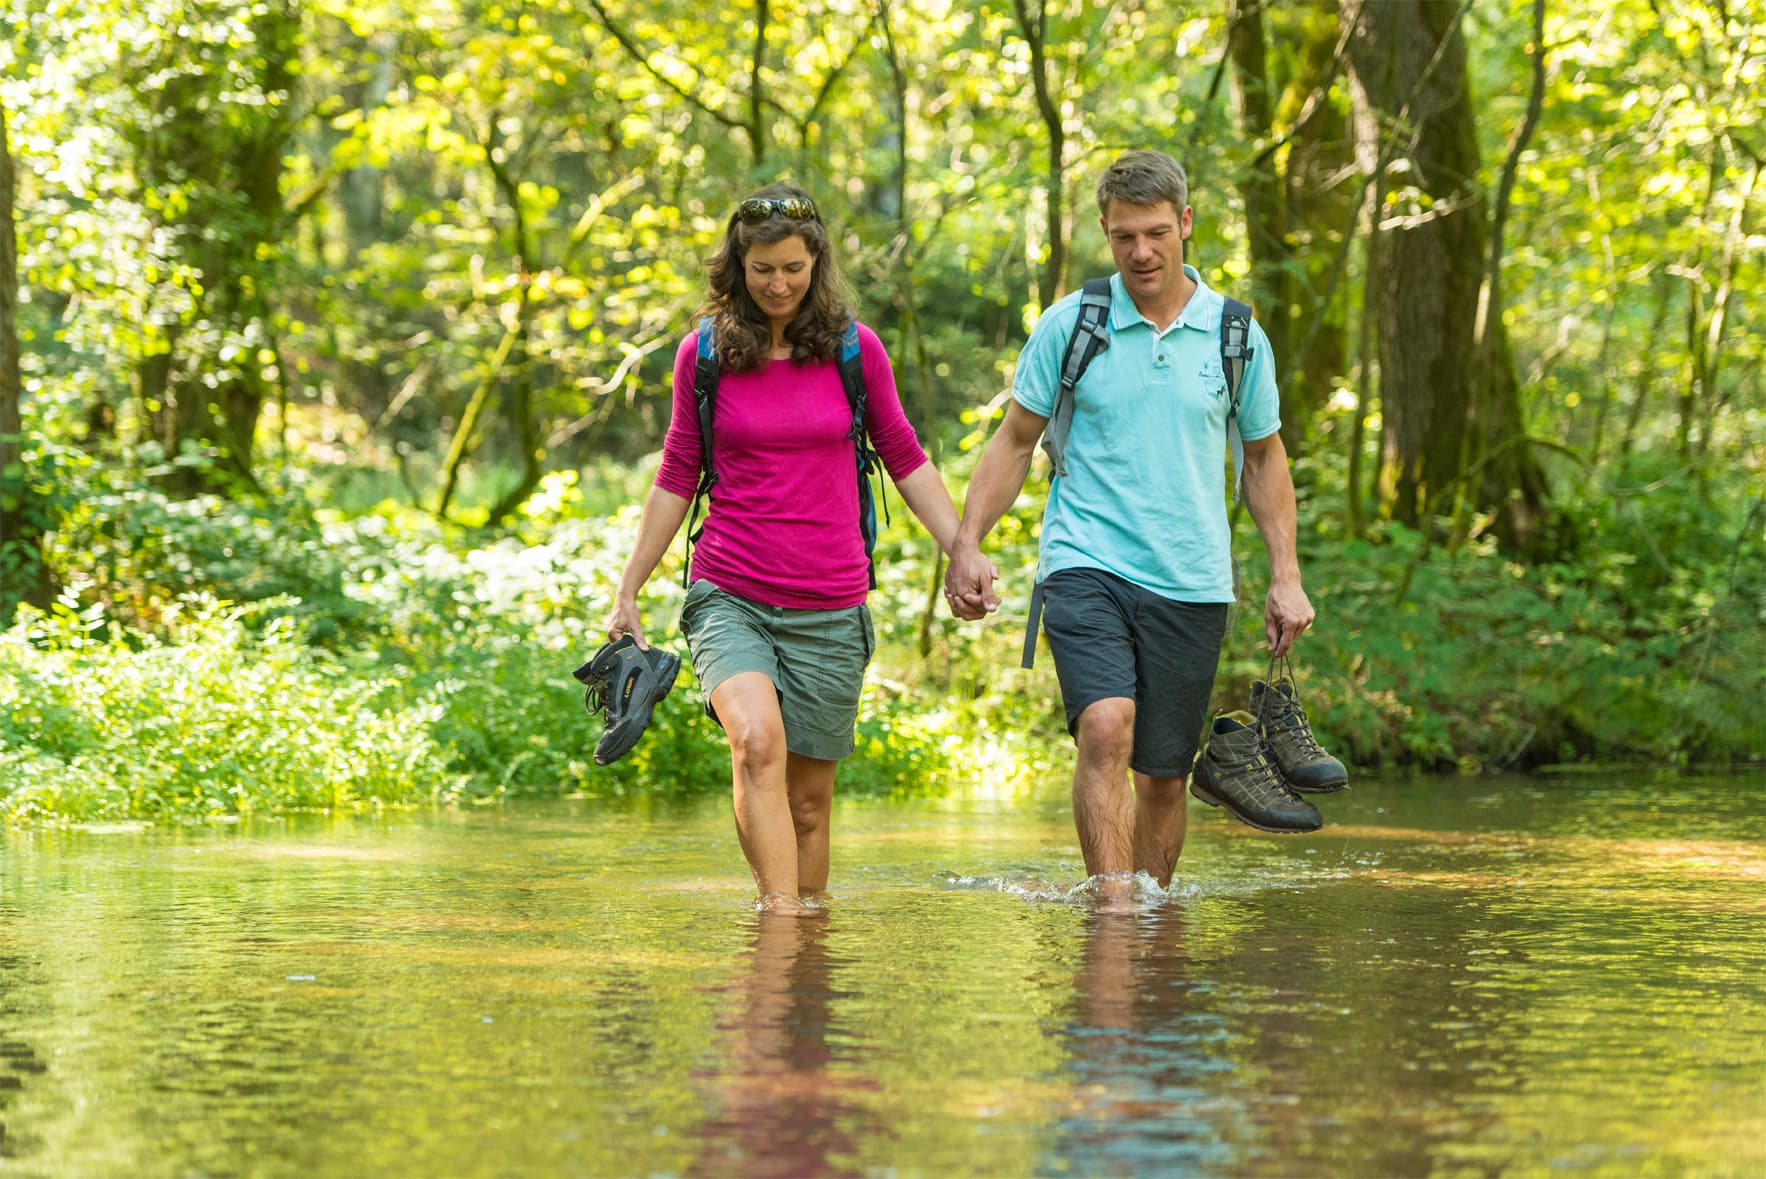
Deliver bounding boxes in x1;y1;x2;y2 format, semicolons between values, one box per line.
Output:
573;635;681;766
1190;712;1322;833
1251;669;1348;794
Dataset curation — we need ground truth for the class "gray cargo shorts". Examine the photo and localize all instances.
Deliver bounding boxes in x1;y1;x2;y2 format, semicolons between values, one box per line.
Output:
678;579;875;762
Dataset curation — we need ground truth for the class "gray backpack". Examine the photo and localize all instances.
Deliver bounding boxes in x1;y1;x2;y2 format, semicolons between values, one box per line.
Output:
1021;278;1254;669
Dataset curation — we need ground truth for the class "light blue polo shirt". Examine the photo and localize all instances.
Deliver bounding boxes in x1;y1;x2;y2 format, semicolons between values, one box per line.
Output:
1012;266;1281;602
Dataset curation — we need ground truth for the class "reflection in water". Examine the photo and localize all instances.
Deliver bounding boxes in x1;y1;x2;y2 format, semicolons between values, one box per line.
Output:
0;952;46;1163
1047;906;1244;1176
692;912;875;1179
0;777;1760;1178
1040;876;1543;1178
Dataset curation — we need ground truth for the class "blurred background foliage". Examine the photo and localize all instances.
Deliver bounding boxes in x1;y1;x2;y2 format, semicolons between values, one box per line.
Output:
0;0;1760;822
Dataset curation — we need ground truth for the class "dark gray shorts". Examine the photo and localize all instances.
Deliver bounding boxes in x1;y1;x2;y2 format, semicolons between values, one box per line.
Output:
1040;566;1229;778
678;579;875;762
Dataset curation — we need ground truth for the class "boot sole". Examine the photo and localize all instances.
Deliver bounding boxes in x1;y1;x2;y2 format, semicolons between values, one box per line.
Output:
1190;780;1321;834
1289;780;1348;795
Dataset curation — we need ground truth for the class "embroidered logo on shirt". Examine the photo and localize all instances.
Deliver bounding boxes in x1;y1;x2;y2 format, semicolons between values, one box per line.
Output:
1199;360;1227;400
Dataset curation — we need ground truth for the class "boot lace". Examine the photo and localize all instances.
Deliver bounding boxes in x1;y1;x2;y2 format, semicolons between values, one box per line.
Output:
1257;654;1326;758
1216;725;1302;805
1240;745;1297;805
582;676;609;718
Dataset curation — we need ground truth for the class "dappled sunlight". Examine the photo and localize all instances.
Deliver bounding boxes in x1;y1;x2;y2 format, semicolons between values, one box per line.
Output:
1329;823;1766;883
222;841;424;864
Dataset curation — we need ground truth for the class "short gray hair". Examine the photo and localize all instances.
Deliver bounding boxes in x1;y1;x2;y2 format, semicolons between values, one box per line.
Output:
1096;150;1189;216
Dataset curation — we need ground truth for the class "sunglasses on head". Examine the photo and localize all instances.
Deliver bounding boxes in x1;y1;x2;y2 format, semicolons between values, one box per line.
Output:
737;196;819;223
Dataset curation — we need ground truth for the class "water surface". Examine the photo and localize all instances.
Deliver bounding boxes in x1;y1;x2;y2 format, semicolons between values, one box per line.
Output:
2;774;1762;1177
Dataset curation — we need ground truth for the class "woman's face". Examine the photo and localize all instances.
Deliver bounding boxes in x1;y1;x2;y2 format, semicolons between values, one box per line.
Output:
744;234;816;332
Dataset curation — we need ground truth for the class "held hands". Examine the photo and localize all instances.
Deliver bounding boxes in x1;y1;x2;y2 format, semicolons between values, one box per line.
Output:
1264;580;1315;658
943;545;1001;622
604;596;649;652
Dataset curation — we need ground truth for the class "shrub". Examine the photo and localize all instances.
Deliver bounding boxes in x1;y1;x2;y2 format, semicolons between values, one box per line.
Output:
0;594;452;823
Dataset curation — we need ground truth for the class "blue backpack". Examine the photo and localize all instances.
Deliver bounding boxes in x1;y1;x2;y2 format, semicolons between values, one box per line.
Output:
684;318;885;588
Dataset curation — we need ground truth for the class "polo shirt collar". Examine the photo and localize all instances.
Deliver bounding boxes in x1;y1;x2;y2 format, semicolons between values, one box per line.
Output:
1107;265;1223;334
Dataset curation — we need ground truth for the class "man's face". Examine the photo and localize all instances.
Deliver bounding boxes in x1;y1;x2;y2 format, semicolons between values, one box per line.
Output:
1102;199;1192;307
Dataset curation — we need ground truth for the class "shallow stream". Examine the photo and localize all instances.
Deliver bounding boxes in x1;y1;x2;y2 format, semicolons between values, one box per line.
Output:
2;773;1761;1177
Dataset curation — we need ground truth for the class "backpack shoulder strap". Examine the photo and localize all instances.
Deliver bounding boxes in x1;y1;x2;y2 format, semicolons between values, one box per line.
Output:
1039;278;1113;479
1220;297;1252;419
693;317;720;478
1219;296;1254;501
683;317;720;585
838;320;884;589
836;320;868;450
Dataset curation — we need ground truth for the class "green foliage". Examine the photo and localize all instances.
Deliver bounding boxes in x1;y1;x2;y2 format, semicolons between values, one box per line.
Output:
45;455;362;639
3;442;1760;827
1222;451;1766;772
0;474;1006;822
5;0;1764;824
0;593;451;823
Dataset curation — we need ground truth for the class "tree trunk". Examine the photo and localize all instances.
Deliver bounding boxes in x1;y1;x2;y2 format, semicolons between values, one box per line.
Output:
1343;0;1547;544
1464;0;1551;552
749;0;769;165
443;122;545;525
1014;0;1067;307
341;30;397;422
1620;270;1674;459
137;0;299;495
0;99;45;620
1228;0;1292;412
1280;3;1356;434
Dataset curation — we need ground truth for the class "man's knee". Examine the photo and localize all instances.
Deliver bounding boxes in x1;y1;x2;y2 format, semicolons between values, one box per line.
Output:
1135;772;1189;806
1075;698;1136;766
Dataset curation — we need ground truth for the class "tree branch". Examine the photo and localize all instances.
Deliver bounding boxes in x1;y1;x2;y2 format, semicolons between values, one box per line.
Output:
798;7;881;148
1474;0;1547;350
582;0;745;131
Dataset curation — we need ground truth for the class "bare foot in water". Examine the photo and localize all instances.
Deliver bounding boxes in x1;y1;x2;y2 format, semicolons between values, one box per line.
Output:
1090;871;1139;915
755;892;824;917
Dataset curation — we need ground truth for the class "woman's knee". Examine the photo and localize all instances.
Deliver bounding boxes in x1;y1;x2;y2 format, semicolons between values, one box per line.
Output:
787;790;830;837
725;714;785;776
786;758;836;836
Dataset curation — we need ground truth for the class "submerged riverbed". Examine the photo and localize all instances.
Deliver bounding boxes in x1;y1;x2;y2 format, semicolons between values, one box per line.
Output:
1;773;1761;1178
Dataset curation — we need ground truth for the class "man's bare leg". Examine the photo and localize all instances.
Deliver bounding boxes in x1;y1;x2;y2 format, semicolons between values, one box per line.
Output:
1071;698;1137;906
711;672;811;912
1132;771;1190;887
785;752;838;896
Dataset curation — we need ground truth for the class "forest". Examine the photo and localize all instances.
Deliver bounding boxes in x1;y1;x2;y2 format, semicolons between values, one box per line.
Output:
1;0;1760;822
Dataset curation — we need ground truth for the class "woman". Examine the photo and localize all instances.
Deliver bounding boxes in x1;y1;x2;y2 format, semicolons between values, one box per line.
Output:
603;182;966;914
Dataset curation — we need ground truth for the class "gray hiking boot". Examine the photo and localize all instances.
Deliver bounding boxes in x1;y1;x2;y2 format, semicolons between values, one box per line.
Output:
572;635;681;766
1251;665;1348;794
1191;711;1322;834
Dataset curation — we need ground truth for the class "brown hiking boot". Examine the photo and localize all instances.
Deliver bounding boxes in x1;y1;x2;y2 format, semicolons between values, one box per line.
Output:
1190;711;1322;834
1251;658;1348;794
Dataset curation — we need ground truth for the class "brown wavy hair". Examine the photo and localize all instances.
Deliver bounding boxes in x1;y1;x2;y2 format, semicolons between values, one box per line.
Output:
701;182;855;374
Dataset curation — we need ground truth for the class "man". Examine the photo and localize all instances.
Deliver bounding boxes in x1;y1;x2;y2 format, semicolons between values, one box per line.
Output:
944;150;1319;897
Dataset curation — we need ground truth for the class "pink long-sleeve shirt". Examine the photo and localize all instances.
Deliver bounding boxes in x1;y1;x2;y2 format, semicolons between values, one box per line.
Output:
654;323;929;610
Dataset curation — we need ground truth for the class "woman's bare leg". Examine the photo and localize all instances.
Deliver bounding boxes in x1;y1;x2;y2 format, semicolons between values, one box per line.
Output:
785;752;838;895
711;672;808;909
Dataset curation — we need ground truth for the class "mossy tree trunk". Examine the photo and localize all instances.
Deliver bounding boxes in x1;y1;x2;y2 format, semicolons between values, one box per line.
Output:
1344;0;1550;550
